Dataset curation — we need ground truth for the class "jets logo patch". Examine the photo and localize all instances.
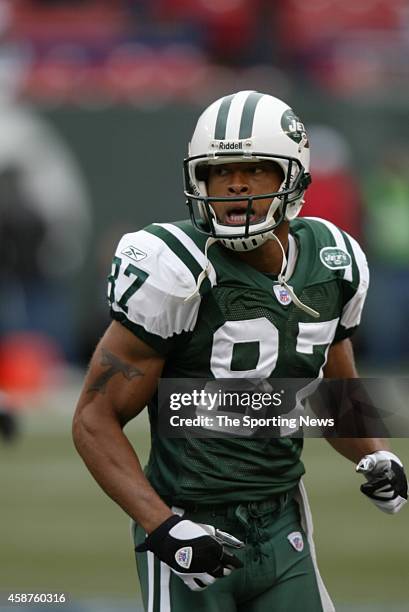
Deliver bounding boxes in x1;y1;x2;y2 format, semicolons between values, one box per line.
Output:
121;245;147;262
175;546;193;569
287;531;304;552
273;284;293;306
320;247;351;270
281;109;309;146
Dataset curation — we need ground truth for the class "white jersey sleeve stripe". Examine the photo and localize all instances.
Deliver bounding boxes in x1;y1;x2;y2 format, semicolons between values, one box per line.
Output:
110;230;202;339
305;217;353;282
341;233;370;329
120;230;196;296
155;223;217;285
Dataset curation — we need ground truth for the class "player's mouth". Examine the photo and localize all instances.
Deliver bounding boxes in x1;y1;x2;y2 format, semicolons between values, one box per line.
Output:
223;207;257;226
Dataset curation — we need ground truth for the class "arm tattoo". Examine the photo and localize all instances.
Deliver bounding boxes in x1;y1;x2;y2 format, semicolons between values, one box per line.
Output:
87;348;144;394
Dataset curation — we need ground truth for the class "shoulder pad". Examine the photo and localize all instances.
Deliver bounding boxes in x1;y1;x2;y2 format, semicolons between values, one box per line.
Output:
301;217;369;335
108;224;216;339
301;217;368;289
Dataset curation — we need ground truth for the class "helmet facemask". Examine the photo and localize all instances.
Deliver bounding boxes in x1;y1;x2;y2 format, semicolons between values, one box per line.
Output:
184;152;311;252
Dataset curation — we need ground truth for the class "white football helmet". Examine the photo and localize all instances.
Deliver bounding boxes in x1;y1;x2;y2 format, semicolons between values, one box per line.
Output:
183;90;311;251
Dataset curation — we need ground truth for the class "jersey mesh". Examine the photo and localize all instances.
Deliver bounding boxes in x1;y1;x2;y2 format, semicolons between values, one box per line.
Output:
111;218;367;504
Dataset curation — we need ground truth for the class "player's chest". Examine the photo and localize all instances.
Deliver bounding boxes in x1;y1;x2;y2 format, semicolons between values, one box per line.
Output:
184;281;342;378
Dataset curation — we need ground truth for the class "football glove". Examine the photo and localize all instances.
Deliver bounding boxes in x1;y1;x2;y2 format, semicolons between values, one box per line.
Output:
136;515;244;591
356;450;408;514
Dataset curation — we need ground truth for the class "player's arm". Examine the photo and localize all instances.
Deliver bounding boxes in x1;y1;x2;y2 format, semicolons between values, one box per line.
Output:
73;226;244;590
323;338;389;462
323;338;407;513
73;320;243;589
72;320;173;533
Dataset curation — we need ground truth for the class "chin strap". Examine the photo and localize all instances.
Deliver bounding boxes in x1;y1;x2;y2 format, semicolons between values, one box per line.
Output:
269;233;320;319
185;233;320;319
184;237;218;302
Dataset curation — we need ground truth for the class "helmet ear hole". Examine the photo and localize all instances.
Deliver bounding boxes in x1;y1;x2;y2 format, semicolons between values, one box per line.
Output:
274;162;285;184
195;164;209;183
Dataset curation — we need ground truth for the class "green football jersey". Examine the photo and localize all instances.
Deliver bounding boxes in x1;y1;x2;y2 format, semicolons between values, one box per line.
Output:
109;217;369;504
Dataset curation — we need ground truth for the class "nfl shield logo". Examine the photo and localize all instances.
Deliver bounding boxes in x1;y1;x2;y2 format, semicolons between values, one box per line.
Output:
273;284;293;306
287;531;304;552
175;546;192;569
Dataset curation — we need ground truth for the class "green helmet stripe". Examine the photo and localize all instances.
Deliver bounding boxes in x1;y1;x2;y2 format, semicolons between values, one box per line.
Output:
239;92;264;139
214;94;235;139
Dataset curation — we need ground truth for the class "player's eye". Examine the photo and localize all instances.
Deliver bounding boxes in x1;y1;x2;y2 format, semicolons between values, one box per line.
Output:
248;166;263;175
214;166;229;177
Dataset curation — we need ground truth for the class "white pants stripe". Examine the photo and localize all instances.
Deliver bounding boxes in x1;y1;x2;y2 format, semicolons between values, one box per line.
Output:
146;544;172;611
147;551;155;612
295;480;335;612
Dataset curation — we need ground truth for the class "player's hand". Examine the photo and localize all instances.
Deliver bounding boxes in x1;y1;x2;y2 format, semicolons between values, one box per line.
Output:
136;515;244;591
356;451;408;514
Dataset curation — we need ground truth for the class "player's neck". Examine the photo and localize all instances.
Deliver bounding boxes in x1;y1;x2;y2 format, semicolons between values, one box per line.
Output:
234;222;289;274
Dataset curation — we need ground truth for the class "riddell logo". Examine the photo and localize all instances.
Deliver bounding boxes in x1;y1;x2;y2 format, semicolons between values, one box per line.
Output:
218;141;243;150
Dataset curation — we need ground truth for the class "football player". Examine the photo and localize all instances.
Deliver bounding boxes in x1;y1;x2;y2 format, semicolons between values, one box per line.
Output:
73;91;407;612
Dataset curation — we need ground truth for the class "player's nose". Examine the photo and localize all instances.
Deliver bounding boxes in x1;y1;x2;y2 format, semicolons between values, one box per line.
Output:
228;173;250;195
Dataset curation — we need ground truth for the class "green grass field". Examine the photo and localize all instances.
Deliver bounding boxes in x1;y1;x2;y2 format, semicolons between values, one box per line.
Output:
1;383;408;610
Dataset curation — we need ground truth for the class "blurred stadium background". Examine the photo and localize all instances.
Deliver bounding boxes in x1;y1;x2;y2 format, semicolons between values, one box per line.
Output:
0;0;408;610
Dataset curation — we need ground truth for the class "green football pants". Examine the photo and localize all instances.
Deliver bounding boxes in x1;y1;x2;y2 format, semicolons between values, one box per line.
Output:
132;492;333;611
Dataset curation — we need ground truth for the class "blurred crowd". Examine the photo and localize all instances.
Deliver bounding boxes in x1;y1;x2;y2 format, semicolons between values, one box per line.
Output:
0;0;408;104
0;0;408;427
303;129;409;370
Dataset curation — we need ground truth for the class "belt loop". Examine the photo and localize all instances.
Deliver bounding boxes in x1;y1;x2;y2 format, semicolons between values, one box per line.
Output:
247;501;258;518
279;492;289;514
234;503;250;527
